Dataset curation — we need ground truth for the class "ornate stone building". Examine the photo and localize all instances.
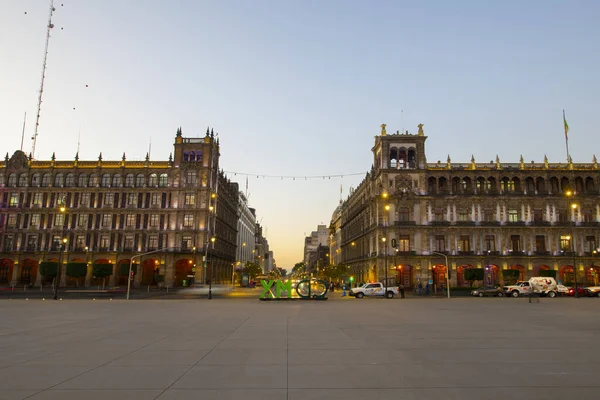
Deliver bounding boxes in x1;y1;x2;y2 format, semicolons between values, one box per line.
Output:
0;128;241;288
336;124;600;290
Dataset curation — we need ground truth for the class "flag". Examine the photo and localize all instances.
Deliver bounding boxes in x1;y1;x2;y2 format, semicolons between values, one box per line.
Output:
563;109;569;140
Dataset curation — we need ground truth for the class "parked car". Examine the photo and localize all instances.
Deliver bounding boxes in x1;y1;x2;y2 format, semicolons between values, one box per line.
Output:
566;286;588;297
471;286;504;297
557;284;569;296
585;286;600;297
504;277;558;298
350;282;399;299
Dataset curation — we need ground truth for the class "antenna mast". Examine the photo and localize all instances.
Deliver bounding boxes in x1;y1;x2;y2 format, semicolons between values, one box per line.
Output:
20;112;27;151
31;0;56;159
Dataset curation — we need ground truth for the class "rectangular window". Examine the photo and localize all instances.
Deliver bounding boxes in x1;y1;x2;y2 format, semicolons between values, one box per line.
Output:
78;214;89;227
3;236;14;251
183;214;194;227
148;236;158;250
102;214;112;227
126;214;136;227
484;235;495;252
558;209;569;223
586;236;596;253
9;193;19;207
7;215;17;228
398;235;410;252
76;235;86;250
484;209;495;222
398;207;409;221
584;210;595;223
30;214;40;227
435;235;445;252
533;209;543;223
434;208;445;221
151;193;161;206
186;171;196;185
182;235;193;250
104;193;114;205
510;235;521;252
457;210;469;222
459;235;470;252
27;236;37;251
150;214;159;227
80;192;90;206
127;193;137;206
508;209;519;222
56;193;67;205
32;192;43;206
54;213;65;227
124;235;134;250
535;235;546;252
560;235;571;252
185;193;196;206
100;235;110;249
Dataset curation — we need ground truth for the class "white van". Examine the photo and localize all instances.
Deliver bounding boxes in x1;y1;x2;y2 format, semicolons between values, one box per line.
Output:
505;277;558;298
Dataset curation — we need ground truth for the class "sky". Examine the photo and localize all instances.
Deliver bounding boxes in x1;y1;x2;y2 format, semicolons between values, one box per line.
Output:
1;0;599;268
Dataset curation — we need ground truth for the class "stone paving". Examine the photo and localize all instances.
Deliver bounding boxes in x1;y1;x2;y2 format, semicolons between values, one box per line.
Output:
1;296;599;399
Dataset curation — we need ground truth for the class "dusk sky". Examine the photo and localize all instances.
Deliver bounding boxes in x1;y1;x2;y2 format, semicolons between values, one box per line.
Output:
1;0;599;269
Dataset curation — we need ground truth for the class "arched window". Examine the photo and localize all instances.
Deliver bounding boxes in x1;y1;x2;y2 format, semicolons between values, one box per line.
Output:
407;148;416;168
8;173;17;187
18;173;28;187
31;173;41;186
89;174;98;186
65;173;75;187
42;173;52;187
112;174;122;187
158;173;168;187
101;173;111;187
54;173;65;187
136;174;145;187
149;173;158;187
125;174;134;187
585;177;596;193
78;174;88;187
536;177;546;194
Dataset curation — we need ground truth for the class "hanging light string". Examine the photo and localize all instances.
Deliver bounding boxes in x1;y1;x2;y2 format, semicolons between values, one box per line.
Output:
224;170;366;180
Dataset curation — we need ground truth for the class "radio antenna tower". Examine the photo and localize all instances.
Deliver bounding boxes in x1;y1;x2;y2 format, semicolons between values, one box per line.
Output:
31;0;57;159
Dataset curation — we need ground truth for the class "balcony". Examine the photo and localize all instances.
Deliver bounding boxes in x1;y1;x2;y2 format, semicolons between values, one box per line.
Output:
457;251;474;256
394;220;416;226
430;220;450;226
455;221;475;226
533;250;550;256
506;221;526;226
507;250;526;256
479;221;500;226
531;220;551;226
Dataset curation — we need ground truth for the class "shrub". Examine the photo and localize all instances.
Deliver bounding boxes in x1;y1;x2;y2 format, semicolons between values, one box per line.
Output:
92;263;113;278
39;262;58;278
539;269;557;278
119;263;138;275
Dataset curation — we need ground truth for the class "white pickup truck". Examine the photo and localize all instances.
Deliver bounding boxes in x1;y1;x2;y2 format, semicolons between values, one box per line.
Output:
504;277;558;298
350;282;399;299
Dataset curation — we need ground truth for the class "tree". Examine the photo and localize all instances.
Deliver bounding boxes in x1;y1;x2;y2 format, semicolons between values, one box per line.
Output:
276;267;287;277
39;262;58;278
66;262;87;287
242;261;262;281
539;269;557;279
503;269;520;285
92;263;113;287
464;268;484;288
292;262;306;278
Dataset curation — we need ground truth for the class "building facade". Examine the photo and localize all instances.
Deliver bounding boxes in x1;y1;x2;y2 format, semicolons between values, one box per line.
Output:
0;128;241;288
337;124;600;289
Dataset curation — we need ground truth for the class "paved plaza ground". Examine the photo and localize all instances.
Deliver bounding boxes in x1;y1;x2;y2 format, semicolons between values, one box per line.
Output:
1;296;599;400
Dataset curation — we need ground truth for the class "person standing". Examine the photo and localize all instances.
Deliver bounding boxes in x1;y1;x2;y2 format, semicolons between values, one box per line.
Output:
342;282;347;297
399;284;405;299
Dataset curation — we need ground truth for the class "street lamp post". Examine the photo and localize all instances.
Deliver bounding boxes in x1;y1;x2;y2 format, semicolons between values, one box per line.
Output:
566;191;580;298
208;236;216;299
53;204;67;300
430;251;450;299
53;237;67;300
127;247;172;300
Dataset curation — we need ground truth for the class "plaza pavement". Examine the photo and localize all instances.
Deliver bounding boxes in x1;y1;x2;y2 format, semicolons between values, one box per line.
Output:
1;296;599;400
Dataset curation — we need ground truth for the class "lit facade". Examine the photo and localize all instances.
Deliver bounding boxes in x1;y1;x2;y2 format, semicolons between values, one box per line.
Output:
337;124;600;289
0;128;240;287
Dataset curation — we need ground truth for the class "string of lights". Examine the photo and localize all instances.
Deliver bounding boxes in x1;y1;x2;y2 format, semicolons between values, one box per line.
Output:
224;171;366;180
